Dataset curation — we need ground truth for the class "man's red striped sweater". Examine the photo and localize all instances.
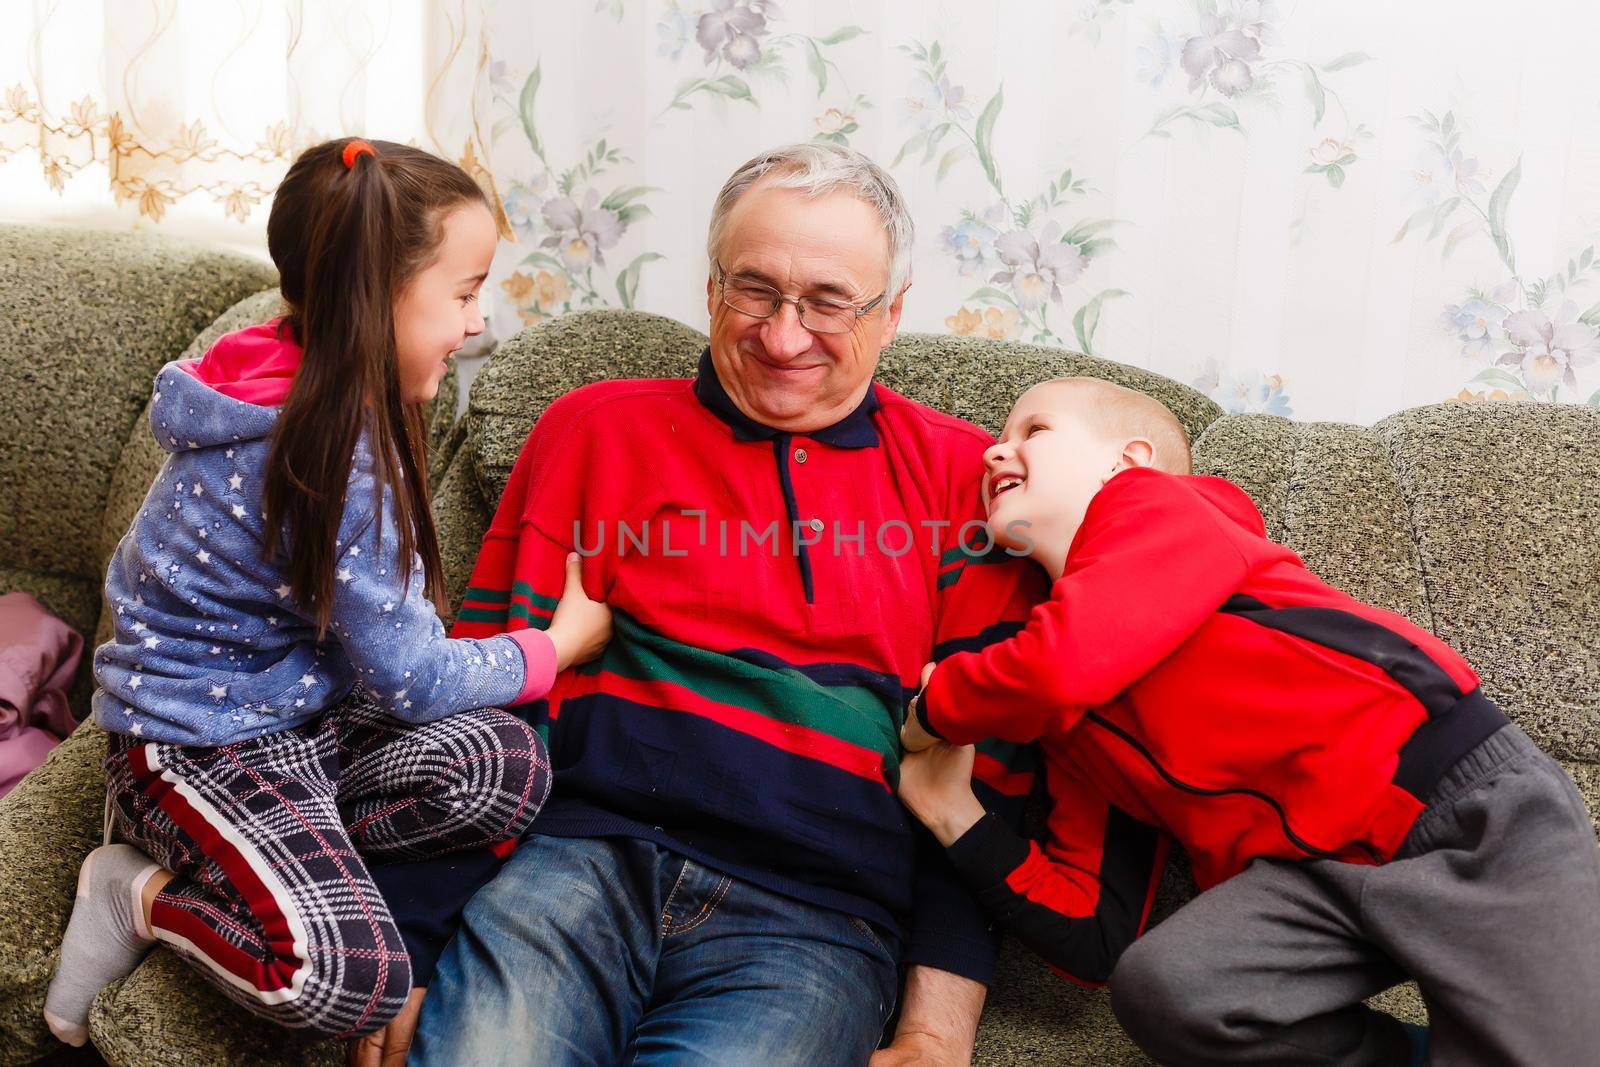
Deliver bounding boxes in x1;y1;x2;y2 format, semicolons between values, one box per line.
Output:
451;351;1046;981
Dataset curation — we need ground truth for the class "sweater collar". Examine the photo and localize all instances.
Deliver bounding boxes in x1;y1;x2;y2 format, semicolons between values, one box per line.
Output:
691;348;880;448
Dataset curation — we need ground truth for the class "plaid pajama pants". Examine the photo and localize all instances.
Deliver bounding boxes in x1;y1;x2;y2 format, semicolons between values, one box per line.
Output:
104;686;549;1037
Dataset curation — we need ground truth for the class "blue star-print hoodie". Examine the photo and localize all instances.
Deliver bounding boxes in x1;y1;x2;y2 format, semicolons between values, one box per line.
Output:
92;321;555;747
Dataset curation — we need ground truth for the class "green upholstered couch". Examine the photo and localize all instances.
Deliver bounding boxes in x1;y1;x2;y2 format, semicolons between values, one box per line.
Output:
1;223;1596;1065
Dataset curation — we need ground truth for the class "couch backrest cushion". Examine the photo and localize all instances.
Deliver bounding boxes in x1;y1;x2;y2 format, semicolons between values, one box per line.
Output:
1377;402;1600;763
0;225;277;711
874;334;1224;444
0;225;278;589
1196;402;1600;765
1191;414;1433;627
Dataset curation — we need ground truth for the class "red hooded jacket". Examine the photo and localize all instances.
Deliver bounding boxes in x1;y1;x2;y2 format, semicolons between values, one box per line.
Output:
919;466;1506;985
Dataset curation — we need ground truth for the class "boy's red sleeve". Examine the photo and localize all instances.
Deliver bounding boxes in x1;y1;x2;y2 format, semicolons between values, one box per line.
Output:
920;469;1252;746
944;751;1169;985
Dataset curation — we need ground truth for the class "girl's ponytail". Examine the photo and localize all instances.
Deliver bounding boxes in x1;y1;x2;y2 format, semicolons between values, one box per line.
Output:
264;139;483;635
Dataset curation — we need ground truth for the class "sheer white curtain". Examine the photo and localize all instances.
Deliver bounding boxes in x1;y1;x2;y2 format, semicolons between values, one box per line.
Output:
6;0;1599;422
0;0;453;256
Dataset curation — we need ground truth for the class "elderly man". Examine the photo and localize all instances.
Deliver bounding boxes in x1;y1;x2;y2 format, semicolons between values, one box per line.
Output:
406;144;1042;1066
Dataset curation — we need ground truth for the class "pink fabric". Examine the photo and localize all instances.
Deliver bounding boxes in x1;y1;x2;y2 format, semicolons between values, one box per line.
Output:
505;629;558;705
0;592;84;797
178;318;302;406
0;729;61;797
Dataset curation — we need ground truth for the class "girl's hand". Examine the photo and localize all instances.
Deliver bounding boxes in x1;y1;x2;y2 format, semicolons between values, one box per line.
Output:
897;743;986;847
547;553;612;670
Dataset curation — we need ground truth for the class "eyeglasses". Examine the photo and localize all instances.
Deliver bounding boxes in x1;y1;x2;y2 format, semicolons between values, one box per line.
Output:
714;263;886;335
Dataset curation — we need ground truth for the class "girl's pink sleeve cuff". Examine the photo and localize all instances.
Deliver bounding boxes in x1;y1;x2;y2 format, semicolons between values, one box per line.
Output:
505;628;558;704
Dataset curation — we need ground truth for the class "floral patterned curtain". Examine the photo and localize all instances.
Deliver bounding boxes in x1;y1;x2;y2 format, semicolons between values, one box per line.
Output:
5;0;1599;422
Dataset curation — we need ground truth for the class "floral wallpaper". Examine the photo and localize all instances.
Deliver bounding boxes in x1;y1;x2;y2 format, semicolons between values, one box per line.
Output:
6;0;1600;422
1399;110;1599;405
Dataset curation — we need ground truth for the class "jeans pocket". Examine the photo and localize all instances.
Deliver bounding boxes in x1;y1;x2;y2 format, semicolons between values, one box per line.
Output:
660;862;734;938
846;915;892;961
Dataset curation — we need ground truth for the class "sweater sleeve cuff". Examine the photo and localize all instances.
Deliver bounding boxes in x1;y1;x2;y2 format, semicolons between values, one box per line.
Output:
505;628;557;704
900;933;1002;987
921;672;983;747
911;689;946;741
945;810;1033;891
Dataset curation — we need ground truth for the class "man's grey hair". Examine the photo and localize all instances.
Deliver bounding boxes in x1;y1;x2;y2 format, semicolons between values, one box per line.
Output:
706;142;915;299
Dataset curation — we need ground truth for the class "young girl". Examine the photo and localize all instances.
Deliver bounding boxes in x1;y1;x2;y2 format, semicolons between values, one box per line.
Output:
43;138;611;1043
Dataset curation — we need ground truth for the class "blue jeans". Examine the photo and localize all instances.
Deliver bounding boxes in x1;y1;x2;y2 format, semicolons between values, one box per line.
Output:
411;834;900;1066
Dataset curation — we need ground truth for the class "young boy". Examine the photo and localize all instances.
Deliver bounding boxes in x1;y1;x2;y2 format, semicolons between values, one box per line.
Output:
897;376;1600;1066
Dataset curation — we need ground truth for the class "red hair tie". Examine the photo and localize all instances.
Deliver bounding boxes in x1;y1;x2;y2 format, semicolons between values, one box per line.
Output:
342;139;376;169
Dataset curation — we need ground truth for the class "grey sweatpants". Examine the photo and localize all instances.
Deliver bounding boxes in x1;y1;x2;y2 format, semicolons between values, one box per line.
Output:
1109;725;1600;1066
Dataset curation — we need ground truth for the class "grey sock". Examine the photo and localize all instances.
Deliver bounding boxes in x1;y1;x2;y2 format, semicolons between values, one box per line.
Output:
43;843;161;1046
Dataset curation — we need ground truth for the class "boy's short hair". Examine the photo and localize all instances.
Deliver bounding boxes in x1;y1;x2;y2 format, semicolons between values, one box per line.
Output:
1049;377;1193;474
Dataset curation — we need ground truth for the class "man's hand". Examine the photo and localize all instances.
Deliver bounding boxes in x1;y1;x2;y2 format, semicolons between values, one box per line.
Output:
348;987;424;1067
547;552;612;670
900;661;943;753
869;1031;966;1066
897;743;985;847
869;965;985;1066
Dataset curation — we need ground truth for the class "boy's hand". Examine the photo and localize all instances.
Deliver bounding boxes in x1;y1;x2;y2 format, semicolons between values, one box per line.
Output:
900;661;942;753
546;552;612;671
897;743;985;847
